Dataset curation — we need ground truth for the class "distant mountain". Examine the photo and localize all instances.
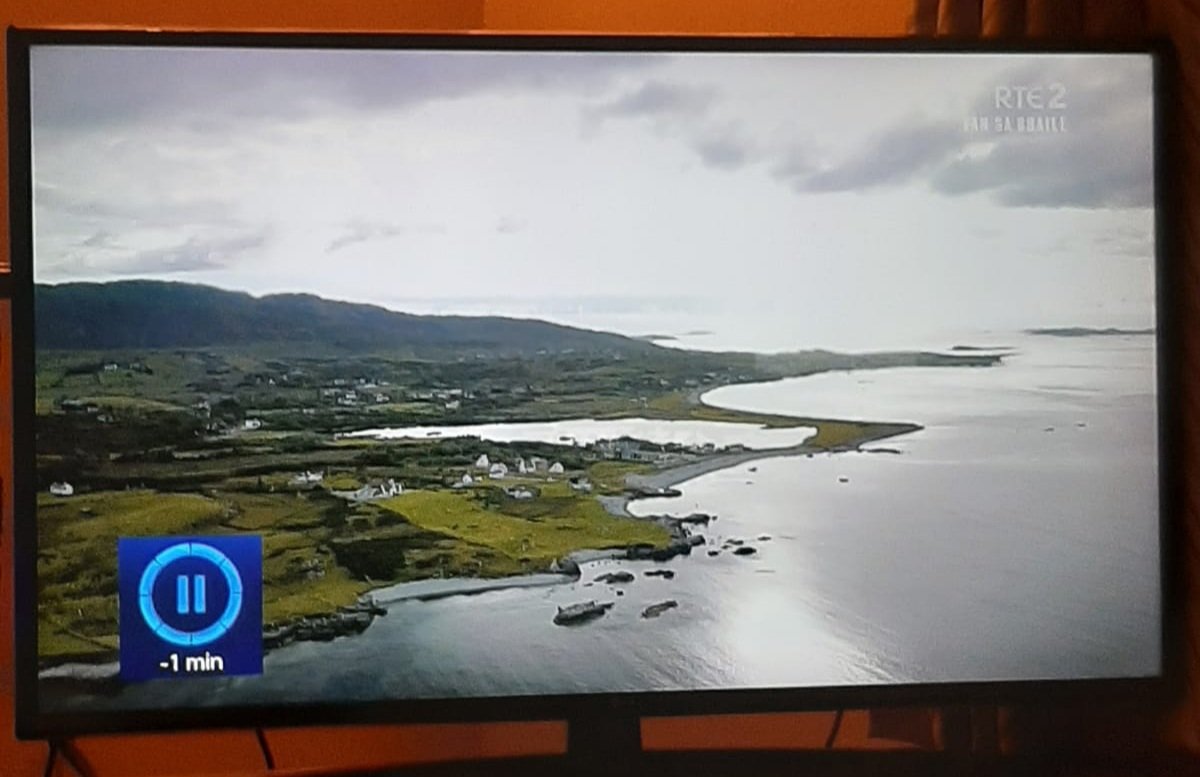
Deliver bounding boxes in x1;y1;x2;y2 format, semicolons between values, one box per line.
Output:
1026;327;1155;338
35;281;661;355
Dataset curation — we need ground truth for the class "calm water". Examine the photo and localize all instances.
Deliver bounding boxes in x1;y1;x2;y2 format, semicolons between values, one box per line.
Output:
347;418;816;449
56;331;1161;710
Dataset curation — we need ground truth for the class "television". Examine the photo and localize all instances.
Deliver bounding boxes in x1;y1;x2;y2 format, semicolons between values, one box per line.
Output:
8;30;1171;749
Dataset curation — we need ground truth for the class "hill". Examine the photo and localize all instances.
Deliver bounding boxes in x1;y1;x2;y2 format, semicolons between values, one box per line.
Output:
35;281;659;356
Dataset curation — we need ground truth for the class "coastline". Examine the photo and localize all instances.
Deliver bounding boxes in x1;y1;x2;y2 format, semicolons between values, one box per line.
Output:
38;390;924;688
604;420;923;518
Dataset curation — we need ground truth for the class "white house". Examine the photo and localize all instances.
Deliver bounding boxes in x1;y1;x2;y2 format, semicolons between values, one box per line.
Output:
489;462;509;480
444;400;461;411
475;454;491;471
549;461;565;475
352;478;403;501
530;457;549;473
290;470;324;486
49;482;74;497
243;418;263;430
569;478;593;493
516;457;529;474
505;487;534;500
461;473;474;486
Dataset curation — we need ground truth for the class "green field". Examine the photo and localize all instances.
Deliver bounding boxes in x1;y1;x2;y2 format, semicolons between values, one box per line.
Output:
377;490;670;570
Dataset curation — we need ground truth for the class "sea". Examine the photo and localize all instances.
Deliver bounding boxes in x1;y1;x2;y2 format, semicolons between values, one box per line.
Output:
50;323;1162;710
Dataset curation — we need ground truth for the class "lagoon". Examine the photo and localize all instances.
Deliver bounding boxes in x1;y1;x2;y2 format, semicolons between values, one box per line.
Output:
346;417;818;450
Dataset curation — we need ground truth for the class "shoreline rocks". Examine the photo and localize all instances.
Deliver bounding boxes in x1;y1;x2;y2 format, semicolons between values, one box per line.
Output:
595;570;636;584
641;600;678;619
263;597;387;650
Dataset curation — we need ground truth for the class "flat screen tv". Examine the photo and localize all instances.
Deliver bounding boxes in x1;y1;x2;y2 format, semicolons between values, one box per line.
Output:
8;30;1171;742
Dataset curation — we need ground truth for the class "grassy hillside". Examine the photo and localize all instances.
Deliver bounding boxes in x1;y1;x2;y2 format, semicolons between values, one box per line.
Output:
35;280;662;356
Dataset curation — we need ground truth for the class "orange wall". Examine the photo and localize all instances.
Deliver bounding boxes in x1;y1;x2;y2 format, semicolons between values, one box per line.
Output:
0;2;915;775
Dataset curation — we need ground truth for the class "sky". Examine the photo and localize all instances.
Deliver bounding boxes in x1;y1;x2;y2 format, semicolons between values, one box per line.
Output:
28;45;1158;350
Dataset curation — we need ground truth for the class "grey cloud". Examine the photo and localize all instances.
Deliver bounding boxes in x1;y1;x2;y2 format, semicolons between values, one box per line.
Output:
694;134;752;170
37;183;234;228
588;80;714;122
32;47;661;132
769;147;814;184
114;231;268;274
327;220;445;252
793;123;962;193
772;57;1153;209
81;230;118;248
931;127;1152;208
586;82;761;174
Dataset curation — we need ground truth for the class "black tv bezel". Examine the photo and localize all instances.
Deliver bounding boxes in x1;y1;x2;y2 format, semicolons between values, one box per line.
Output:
6;28;1180;740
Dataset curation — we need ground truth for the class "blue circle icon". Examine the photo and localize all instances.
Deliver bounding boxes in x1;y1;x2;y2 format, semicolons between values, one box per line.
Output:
137;542;244;647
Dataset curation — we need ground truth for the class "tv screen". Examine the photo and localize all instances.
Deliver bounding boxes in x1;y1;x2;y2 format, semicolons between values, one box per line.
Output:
9;32;1166;737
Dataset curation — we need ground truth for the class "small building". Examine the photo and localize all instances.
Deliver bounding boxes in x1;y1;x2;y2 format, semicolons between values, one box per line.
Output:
290;470;324;486
505;487;534;500
444;400;461;411
475;454;491;471
530;457;549;473
549;461;565;475
516;457;529;474
489;462;509;480
461;473;474;486
569;478;593;493
243;418;263;430
49;482;74;497
352;478;403;502
103;363;119;372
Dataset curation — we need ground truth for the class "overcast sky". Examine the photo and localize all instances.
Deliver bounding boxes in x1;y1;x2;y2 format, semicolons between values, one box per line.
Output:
29;46;1157;349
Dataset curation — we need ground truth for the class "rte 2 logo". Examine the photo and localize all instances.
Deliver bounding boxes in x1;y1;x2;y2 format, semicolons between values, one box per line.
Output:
994;83;1067;111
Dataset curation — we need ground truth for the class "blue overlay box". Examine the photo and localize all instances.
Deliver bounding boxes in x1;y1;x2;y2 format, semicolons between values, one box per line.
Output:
118;536;263;682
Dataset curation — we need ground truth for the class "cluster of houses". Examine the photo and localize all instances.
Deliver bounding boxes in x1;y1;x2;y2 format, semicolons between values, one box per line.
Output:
471;454;564;480
351;478;404;502
101;360;152;375
58;399;115;424
590;437;744;464
286;468;403;502
315;381;473;412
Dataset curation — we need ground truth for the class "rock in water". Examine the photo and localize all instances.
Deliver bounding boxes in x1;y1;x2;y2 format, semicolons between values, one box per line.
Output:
553;600;615;626
595;570;636;584
641;600;679;619
733;546;758;556
644;569;675;579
